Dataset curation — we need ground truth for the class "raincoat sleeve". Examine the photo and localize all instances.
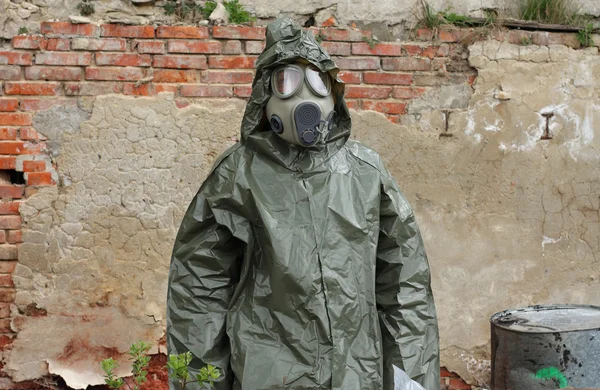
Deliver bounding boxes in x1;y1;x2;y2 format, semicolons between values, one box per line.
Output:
166;164;245;390
376;164;440;390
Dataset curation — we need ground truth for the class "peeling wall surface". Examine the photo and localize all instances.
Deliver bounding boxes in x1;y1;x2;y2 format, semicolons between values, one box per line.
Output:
5;40;599;387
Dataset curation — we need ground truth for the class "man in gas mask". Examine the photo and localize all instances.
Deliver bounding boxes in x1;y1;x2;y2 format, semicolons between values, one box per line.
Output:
167;18;440;390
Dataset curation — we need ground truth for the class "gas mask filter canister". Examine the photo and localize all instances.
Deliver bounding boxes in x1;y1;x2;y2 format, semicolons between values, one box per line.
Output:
266;63;336;147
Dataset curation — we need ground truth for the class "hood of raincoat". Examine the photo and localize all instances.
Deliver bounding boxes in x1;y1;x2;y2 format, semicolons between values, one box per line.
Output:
167;17;440;390
239;17;352;172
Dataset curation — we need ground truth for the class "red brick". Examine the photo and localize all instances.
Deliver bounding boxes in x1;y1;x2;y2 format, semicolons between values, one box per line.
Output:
72;38;126;51
0;262;17;273
4;83;61;96
101;24;154;38
321;41;351;56
6;231;21;244
0;289;16;303
152;69;197;83
167;40;221;54
0;158;16;170
421;45;438;59
208;56;257;69
46;38;71;51
416;28;434;41
448;378;472;389
18;128;44;140
392;86;427;99
133;40;165;54
0;319;11;332
0;100;18;112
321;16;337;28
362;100;407;115
0;141;33;154
0;186;23;199
35;52;91;66
233;86;252;98
352;42;401;56
382;58;431;71
436;44;450;57
0;245;16;260
27;172;54;186
386;115;401;124
0;216;20;230
337;71;361;84
0;113;32;126
403;44;422;55
245;41;266;54
333;57;379;70
41;22;98;37
344;86;391;99
22;160;45;173
222;40;243;55
180;85;233;97
156;26;209;39
203;71;254;84
123;83;178;96
85;67;145;81
0;66;21;81
0;128;17;140
153;55;207;69
64;82;122;96
0;232;6;244
25;67;81;81
96;53;151;67
0;52;32;66
212;26;266;40
19;98;75;112
0;303;9;318
319;28;372;42
0;275;13;288
364;72;413;85
12;36;47;50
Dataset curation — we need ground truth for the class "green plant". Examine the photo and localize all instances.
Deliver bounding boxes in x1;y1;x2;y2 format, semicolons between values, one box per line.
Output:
418;1;480;29
521;36;533;45
17;27;28;35
362;35;379;49
202;1;218;19
518;0;579;25
167;351;221;389
421;0;442;28
129;341;152;389
577;23;595;47
315;33;324;43
223;0;254;24
164;0;203;20
101;358;125;389
77;0;95;16
102;341;221;390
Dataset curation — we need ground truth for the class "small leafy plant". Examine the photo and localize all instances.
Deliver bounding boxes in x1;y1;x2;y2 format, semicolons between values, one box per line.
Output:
577;23;595;47
223;0;254;24
362;35;379;49
164;0;204;20
101;341;221;390
77;0;95;16
518;0;579;25
521;36;533;45
167;352;221;389
202;1;218;19
18;27;28;35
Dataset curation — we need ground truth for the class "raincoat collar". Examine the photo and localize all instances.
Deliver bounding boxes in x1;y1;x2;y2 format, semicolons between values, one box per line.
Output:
239;18;352;173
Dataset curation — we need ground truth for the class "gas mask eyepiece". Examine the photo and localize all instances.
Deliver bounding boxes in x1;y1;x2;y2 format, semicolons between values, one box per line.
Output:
266;63;335;147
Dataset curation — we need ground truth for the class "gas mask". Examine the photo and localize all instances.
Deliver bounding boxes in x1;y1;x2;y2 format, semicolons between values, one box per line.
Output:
266;63;336;147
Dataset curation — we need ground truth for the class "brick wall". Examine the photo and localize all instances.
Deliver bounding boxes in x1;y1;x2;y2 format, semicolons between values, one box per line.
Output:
0;21;501;389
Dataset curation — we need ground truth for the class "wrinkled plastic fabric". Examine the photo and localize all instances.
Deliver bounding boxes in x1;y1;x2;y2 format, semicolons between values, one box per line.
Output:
166;18;440;390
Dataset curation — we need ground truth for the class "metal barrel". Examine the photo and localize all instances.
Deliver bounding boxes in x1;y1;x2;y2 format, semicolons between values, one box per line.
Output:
490;304;600;390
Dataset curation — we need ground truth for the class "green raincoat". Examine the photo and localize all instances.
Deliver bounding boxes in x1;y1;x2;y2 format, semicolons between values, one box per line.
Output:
167;18;440;390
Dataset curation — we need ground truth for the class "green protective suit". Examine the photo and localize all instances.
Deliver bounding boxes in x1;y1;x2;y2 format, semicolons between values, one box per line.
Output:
167;18;440;390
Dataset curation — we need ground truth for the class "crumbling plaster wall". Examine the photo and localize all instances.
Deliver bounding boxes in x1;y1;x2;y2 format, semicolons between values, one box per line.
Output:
2;0;600;40
6;40;600;387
